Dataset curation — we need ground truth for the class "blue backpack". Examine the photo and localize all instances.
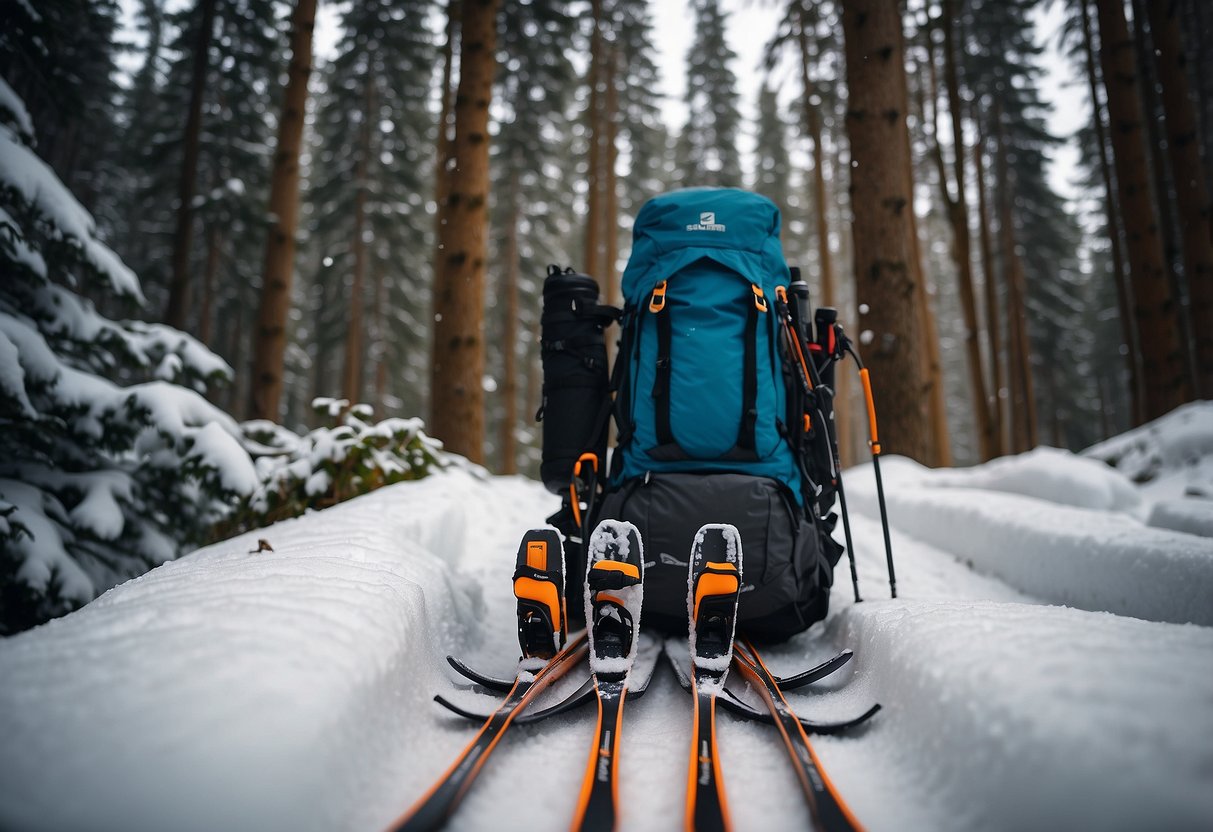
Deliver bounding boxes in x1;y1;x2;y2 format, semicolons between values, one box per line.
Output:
596;188;842;640
610;188;801;497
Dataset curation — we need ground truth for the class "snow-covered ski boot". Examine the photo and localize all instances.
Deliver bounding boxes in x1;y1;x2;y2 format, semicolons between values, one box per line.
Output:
584;519;644;679
513;527;567;660
685;524;743;832
571;519;645;832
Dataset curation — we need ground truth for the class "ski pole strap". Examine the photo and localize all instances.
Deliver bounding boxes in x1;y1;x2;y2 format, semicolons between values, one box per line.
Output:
859;367;881;456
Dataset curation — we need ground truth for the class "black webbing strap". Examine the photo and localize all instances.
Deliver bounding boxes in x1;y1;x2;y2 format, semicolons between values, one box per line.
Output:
737;294;758;451
653;302;674;447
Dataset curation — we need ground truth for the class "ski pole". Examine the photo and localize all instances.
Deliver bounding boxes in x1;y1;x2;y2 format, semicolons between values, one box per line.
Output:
847;348;897;599
834;472;862;604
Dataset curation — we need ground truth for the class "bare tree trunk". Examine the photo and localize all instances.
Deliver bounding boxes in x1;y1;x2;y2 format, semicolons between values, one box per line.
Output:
904;36;949;467
584;0;605;278
373;259;389;415
499;173;521;475
1094;0;1193;419
798;10;853;467
1079;0;1145;425
429;0;500;464
995;118;1038;452
249;0;317;421
343;77;374;406
939;2;994;461
199;223;221;347
165;0;218;329
1147;0;1213;397
430;0;459;422
1131;0;1196;392
842;0;932;464
972;126;1006;455
604;42;621;307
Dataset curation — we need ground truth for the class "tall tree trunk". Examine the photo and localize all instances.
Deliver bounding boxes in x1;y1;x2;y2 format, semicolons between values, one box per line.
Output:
499;174;521;475
165;0;218;329
373;259;389;415
343;77;374;406
1131;0;1196;392
1079;0;1145;425
603;42;621;307
939;2;994;461
798;10;853;467
1094;0;1193;419
904;34;949;466
584;0;605;278
430;0;459;421
199;223;221;347
995;117;1038;452
249;0;317;421
430;0;500;464
1147;0;1213;396
972;125;1006;455
842;0;931;464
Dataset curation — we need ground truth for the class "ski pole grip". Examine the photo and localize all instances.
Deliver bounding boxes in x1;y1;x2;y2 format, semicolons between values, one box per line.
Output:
860;368;881;455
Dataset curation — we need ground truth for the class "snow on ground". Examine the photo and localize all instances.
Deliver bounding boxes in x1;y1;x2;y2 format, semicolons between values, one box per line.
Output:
2;426;1213;831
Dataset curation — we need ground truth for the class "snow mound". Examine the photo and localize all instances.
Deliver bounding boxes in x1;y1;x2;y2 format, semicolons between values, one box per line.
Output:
1084;401;1213;501
0;470;510;832
826;599;1213;832
1148;498;1213;538
847;458;1213;626
929;446;1141;512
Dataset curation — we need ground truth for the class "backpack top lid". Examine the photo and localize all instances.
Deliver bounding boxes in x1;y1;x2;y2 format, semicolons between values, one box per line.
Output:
622;188;789;301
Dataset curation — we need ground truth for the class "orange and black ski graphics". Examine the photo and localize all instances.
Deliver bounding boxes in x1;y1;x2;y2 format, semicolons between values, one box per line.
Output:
683;524;743;832
732;638;872;832
570;520;645;832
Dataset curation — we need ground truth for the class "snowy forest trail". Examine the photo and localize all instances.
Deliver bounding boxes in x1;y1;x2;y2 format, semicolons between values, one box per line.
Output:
1;456;1212;832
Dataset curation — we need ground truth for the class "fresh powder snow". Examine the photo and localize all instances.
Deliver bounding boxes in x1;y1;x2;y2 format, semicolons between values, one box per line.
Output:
1;419;1212;831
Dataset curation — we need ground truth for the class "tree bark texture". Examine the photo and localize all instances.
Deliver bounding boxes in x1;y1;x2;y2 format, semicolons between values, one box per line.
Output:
342;77;374;406
1079;0;1144;425
798;11;853;467
1146;0;1213;397
165;0;218;330
1131;0;1196;391
995;118;1038;452
584;0;605;278
842;0;932;464
498;174;521;475
940;3;994;461
972;127;1006;455
249;0;317;421
200;223;221;348
1094;0;1192;419
429;0;499;464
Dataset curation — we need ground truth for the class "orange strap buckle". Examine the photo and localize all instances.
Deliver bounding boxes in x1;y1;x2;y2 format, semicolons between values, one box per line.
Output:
775;285;788;304
649;280;668;313
752;284;768;312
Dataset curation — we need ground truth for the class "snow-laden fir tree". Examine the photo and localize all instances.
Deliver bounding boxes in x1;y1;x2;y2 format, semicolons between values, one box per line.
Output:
0;80;257;635
307;0;436;422
675;0;744;188
614;0;671;222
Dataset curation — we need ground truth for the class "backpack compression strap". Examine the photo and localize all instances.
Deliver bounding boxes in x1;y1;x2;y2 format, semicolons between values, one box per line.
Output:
647;280;764;462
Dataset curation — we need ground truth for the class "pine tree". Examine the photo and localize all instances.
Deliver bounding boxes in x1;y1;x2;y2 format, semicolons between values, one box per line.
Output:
751;83;793;223
308;0;437;418
841;0;931;463
676;0;744;188
430;0;501;464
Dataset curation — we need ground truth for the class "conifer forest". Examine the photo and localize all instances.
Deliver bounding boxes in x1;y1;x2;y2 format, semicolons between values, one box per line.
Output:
1;0;1211;633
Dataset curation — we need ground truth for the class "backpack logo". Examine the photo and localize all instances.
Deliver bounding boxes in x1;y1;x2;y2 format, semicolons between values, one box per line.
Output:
686;211;726;232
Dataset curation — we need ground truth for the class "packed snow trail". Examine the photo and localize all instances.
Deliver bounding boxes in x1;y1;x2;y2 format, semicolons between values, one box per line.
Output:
1;451;1212;831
